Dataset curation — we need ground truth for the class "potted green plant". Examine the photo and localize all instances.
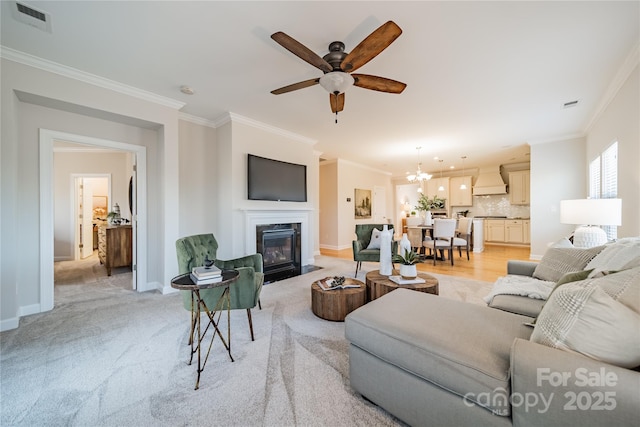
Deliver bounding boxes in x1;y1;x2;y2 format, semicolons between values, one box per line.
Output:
393;248;422;279
416;194;446;212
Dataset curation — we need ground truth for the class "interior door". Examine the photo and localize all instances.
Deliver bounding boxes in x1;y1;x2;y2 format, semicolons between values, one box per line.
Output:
130;162;137;290
79;178;94;259
373;186;387;224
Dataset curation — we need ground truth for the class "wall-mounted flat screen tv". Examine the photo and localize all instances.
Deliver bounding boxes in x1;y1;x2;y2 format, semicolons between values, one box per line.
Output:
247;154;307;202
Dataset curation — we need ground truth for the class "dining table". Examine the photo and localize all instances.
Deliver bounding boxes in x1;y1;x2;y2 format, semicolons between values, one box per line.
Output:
407;222;458;262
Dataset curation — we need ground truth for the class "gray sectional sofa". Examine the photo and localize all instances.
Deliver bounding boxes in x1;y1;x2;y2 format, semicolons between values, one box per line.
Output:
345;238;640;426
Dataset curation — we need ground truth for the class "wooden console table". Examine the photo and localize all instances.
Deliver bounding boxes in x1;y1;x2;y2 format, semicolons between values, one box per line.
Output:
98;225;132;275
365;270;439;302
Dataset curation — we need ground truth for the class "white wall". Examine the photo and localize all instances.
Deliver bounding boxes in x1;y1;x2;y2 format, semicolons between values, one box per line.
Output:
586;64;639;238
529;137;586;258
178;119;218;237
336;160;394;249
319;160;339;249
319;160;395;251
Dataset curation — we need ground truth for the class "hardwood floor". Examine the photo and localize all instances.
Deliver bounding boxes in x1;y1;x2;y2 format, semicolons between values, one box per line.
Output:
320;244;534;283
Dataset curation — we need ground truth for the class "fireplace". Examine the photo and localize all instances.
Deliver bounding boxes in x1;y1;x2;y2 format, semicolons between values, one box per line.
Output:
256;223;301;283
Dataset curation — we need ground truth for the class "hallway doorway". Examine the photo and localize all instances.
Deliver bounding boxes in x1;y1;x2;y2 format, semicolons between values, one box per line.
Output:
40;129;148;314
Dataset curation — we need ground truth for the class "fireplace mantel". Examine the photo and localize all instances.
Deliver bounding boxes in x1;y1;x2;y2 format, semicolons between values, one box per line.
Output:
243;209;313;266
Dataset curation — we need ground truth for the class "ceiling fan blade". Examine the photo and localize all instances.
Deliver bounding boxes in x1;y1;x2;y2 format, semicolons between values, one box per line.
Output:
340;21;402;72
271;31;333;73
330;93;345;113
271;78;320;95
352;74;406;93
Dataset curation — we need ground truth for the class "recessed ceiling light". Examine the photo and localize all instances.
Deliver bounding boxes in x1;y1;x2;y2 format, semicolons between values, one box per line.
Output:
180;85;195;95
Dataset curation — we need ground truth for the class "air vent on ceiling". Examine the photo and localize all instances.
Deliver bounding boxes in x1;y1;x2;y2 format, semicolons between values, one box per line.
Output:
563;99;579;109
12;2;52;33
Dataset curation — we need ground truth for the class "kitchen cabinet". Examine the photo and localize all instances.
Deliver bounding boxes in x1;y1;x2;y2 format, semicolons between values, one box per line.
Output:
98;224;132;275
449;176;473;206
505;220;524;243
485;219;506;242
484;219;530;244
426;177;449;202
509;170;530;205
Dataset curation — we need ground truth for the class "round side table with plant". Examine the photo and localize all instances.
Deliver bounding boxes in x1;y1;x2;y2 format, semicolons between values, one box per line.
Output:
393;249;422;279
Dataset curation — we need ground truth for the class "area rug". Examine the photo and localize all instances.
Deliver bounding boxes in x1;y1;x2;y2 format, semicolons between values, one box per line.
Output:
0;256;493;426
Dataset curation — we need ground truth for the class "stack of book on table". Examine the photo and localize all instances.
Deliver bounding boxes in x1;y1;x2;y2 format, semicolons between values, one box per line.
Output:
190;265;222;285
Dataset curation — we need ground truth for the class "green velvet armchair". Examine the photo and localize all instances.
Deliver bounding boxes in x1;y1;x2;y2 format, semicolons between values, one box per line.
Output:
352;224;398;276
175;234;264;341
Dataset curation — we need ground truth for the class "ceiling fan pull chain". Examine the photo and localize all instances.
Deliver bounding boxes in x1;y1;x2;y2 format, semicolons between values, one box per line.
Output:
335;111;338;124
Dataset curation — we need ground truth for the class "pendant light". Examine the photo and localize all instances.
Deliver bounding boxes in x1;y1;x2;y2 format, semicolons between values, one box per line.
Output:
437;159;445;191
460;156;467;190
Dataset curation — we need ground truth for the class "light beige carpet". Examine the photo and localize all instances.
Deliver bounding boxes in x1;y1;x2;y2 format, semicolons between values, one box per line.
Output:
0;255;493;426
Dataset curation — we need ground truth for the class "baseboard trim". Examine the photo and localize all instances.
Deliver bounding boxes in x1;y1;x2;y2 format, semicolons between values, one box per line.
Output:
1;317;19;331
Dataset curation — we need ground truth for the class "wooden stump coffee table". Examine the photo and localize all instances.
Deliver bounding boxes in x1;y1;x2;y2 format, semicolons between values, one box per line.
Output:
311;278;366;321
365;270;439;302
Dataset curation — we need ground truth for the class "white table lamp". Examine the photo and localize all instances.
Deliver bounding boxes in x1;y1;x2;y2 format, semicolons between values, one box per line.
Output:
560;199;622;248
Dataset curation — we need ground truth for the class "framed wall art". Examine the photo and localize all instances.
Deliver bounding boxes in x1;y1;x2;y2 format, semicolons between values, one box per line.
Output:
354;188;372;219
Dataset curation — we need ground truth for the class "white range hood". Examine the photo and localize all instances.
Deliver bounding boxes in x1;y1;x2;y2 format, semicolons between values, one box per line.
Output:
472;167;507;195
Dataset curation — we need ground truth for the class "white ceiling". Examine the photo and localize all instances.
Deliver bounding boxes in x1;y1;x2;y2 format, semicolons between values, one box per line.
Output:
2;1;638;177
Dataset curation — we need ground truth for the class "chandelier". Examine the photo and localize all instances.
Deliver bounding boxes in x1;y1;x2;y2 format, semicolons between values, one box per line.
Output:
406;147;432;183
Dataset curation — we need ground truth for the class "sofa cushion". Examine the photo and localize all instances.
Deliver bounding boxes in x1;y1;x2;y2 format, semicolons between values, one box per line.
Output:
488;294;545;318
532;246;604;282
345;289;532;416
531;267;640;368
365;228;382;249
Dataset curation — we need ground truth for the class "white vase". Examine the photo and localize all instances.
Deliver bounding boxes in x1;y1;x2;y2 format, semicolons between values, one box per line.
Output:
424;211;433;226
399;264;417;280
379;225;393;276
400;233;411;255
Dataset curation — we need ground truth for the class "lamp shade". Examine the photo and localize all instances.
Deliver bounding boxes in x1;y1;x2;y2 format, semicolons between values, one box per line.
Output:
560;199;622;226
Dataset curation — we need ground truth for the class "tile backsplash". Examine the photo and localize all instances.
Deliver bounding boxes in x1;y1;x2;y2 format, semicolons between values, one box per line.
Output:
452;194;530;218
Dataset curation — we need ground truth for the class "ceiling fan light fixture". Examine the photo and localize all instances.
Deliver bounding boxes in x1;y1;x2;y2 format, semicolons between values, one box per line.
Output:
319;72;354;94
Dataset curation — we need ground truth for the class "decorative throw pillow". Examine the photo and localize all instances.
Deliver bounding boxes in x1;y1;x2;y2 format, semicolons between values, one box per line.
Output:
555;269;594;286
551;237;574;248
528;269;594;326
531;268;640;368
366;228;382;249
532;246;604;282
585;237;640;271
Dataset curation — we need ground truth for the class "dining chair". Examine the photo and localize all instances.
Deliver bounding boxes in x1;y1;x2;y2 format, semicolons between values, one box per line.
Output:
452;217;473;260
407;227;426;255
422;218;457;265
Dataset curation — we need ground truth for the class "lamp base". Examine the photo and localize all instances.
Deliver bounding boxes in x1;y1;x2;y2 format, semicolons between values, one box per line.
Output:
573;225;607;248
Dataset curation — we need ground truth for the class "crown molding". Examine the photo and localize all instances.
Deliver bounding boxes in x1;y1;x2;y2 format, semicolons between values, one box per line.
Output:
585;41;640;132
1;46;186;110
213;112;317;145
527;133;585;145
178;112;217;128
338;158;393;176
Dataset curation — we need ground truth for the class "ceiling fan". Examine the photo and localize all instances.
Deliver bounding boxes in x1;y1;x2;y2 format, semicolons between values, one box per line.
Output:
270;21;407;122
